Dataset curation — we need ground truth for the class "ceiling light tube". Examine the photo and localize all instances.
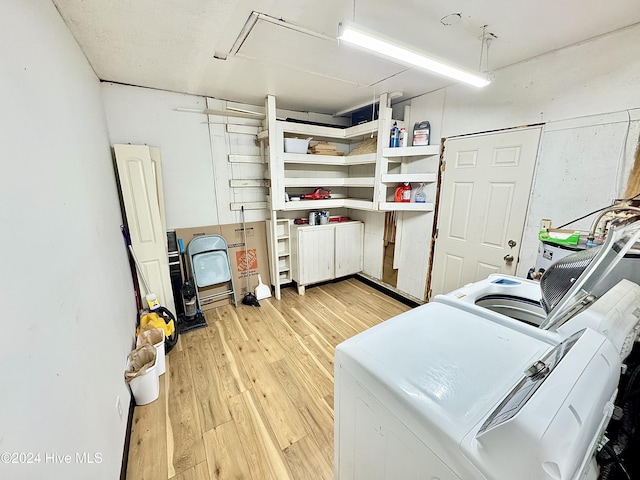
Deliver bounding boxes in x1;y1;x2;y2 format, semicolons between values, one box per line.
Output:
338;24;491;88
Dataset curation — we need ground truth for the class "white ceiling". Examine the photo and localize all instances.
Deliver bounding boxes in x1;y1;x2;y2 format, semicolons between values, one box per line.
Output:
52;0;640;114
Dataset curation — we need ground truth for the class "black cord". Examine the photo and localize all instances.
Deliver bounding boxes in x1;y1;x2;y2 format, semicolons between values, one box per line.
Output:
602;444;632;480
557;192;640;229
621;364;640;407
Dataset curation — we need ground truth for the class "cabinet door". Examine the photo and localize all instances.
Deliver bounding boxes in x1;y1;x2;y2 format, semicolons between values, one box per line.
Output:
298;227;335;285
335;223;364;278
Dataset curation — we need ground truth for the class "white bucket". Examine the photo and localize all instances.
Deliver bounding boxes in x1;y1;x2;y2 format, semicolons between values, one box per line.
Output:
128;355;159;405
137;329;166;376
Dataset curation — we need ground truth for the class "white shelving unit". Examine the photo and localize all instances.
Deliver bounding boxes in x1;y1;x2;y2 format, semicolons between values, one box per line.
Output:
260;94;442;299
266;218;292;288
377;142;441;211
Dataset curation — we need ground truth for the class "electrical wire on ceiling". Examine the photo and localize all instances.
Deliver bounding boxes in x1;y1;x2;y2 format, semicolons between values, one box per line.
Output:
478;25;496;82
440;13;462;26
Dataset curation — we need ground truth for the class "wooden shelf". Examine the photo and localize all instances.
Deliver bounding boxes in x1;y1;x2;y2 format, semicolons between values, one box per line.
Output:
344;120;380;139
344;198;375;210
284;177;375;188
275;119;380;142
283;152;376;165
382;145;440;157
381;173;437;184
283;198;374;211
379;202;434;212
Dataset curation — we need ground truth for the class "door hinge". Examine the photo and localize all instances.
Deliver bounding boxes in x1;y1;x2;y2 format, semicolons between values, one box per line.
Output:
440;160;446;173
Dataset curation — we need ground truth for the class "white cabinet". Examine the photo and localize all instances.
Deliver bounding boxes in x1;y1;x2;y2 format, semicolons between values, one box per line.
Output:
295;226;335;286
335;222;364;278
291;221;364;294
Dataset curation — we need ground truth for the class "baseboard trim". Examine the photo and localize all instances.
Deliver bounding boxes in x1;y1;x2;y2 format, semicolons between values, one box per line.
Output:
119;394;135;480
355;273;423;308
282;274;423;309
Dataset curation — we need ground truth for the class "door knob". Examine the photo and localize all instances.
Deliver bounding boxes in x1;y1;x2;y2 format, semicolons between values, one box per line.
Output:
504;254;514;263
508;240;517;248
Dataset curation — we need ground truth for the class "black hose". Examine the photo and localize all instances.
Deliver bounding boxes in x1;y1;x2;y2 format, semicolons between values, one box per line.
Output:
601;444;631;480
621;364;640;407
557;192;640;229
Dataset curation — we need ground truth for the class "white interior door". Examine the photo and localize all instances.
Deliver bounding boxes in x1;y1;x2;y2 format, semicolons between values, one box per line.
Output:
430;128;541;297
148;146;167;248
114;144;176;314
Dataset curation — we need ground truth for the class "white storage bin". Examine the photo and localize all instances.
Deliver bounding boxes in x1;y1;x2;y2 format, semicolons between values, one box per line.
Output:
125;346;159;405
137;329;166;376
284;138;310;153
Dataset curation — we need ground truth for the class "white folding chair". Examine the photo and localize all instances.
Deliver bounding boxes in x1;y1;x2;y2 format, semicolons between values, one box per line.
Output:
187;235;237;309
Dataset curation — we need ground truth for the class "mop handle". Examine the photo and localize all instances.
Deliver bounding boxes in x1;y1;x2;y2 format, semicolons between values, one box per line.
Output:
128;245;152;294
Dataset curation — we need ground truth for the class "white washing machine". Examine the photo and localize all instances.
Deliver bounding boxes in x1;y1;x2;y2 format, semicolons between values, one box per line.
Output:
440;216;640;334
443;274;546;326
335;217;640;480
335;305;620;479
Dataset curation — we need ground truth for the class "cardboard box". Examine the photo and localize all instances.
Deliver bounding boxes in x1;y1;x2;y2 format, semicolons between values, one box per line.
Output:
175;221;271;310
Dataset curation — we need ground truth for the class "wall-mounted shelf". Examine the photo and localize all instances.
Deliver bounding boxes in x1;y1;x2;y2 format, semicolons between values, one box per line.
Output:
381;173;438;184
379;202;435;212
282;198;375;211
283;152;377;165
382;145;440;158
284;177;375;187
376;141;441;211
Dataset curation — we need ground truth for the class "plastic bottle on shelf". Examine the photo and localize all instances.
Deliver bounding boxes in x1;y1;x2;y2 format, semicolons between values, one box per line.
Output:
393;182;411;203
390;122;400;148
394;182;411;202
399;127;408;147
415;183;426;203
401;182;411;202
394;184;403;202
412;121;431;146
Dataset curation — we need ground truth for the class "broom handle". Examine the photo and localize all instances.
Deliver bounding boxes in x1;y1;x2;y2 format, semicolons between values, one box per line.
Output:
242;206;250;291
128;245;152;294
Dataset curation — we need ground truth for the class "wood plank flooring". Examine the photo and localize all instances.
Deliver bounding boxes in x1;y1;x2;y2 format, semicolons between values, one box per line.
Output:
126;278;411;480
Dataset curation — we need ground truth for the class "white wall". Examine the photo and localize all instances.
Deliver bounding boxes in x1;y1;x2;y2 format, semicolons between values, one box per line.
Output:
404;23;640;282
0;1;136;478
101;83;221;229
101;85;351;228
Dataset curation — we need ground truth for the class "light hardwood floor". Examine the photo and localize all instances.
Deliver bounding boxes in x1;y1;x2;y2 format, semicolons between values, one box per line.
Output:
126;278;411;480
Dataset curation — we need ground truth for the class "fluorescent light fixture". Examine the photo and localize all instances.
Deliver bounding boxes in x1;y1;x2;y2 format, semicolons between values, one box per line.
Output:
338;24;491;88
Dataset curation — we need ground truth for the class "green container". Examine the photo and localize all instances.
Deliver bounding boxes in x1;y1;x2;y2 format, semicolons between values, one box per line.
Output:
538;229;580;246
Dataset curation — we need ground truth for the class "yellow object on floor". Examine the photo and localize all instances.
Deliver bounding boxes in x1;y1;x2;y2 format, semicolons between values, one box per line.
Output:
138;311;175;338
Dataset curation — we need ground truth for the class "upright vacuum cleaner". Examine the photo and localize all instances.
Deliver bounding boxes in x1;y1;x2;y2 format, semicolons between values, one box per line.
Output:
177;237;207;333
